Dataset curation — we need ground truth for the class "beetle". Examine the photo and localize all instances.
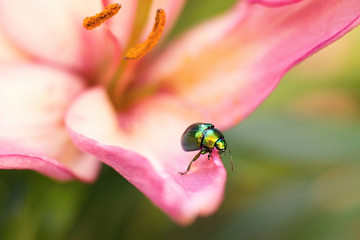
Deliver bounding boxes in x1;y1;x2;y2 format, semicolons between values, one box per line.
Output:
179;123;233;175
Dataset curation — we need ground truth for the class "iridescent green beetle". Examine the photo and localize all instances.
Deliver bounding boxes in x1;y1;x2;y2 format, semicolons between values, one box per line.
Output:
179;123;233;175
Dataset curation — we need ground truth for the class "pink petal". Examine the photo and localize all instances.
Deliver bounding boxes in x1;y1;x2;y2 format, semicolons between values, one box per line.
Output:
0;0;116;76
140;0;360;130
0;153;75;182
0;63;101;182
0;27;27;62
66;88;227;224
248;0;304;7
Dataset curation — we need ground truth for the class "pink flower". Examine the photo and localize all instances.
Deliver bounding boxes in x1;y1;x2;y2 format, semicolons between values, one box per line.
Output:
0;0;359;224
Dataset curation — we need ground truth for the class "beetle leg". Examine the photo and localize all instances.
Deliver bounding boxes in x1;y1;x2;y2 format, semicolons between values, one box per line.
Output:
200;148;209;154
201;148;212;160
179;151;202;175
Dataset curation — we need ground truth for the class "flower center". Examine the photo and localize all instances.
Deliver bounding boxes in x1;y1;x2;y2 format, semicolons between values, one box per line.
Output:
83;2;166;110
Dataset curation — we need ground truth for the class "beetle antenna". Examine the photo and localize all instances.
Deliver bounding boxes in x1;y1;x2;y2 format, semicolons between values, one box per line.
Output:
228;146;233;172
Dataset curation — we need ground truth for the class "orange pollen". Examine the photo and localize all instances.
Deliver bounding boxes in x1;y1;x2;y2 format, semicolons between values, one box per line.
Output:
125;9;166;60
83;3;121;30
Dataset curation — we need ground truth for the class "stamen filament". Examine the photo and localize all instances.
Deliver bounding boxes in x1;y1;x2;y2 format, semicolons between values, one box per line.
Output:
125;9;166;60
83;3;121;30
107;1;154;105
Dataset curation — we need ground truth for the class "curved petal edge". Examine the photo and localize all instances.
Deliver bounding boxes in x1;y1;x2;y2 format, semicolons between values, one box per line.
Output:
66;88;227;224
0;154;76;181
142;0;360;130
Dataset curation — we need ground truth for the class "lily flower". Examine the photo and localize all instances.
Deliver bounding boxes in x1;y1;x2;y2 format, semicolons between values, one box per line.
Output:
0;0;359;224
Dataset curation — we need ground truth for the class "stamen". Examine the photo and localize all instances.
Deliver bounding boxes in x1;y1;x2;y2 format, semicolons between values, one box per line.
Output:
125;9;166;60
83;3;121;30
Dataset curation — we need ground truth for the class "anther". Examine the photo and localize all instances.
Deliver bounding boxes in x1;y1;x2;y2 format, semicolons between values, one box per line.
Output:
83;3;121;30
125;9;166;60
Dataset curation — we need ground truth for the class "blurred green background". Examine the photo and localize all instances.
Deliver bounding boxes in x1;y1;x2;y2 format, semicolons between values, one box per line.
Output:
1;1;360;239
